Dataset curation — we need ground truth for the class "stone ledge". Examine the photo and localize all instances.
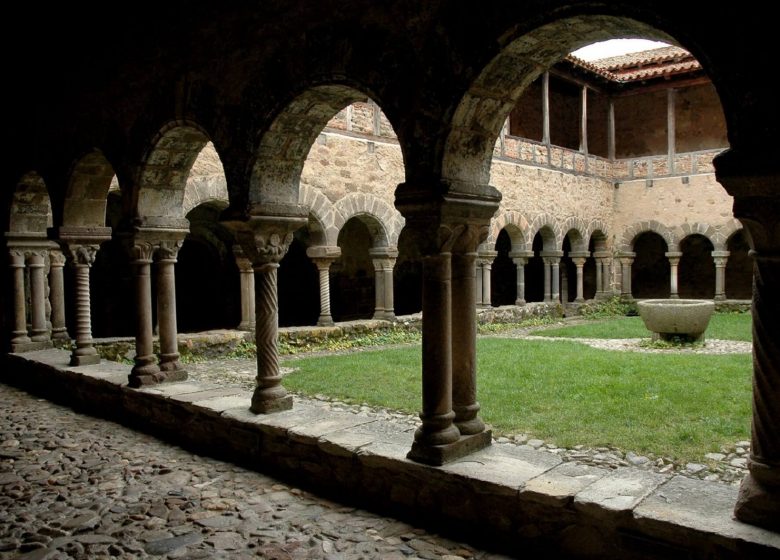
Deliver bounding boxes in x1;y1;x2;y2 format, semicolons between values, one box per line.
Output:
2;350;778;559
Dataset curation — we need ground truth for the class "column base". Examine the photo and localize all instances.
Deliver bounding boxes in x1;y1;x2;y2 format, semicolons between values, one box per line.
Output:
70;353;100;366
714;295;727;302
407;429;493;466
30;333;51;343
317;316;335;327
250;394;293;414
372;311;396;321
11;340;53;353
514;299;526;306
734;472;780;532
128;372;166;388
237;322;255;332
51;329;70;341
670;294;680;299
574;297;585;303
162;368;188;382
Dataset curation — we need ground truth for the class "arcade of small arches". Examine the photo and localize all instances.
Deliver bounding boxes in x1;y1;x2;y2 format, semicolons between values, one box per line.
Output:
4;8;780;533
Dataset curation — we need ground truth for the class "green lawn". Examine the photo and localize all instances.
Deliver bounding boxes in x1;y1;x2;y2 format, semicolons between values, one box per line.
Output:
530;312;753;341
284;337;752;462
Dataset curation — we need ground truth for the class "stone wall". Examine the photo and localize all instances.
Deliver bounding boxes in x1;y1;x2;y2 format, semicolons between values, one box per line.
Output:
612;173;736;250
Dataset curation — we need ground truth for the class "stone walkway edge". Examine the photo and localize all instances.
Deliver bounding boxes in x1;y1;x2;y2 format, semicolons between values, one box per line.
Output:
3;349;778;559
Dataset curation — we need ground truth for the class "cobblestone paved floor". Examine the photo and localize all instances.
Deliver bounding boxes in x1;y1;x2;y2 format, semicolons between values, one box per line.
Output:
0;384;511;560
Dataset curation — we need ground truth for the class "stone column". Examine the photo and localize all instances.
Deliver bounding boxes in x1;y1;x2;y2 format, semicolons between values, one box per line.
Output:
451;226;488;438
602;259;612;296
396;183;499;466
719;191;780;532
618;252;636;299
128;241;161;387
666;251;682;299
65;245;101;366
369;247;398;321
713;250;730;301
477;250;496;307
593;251;610;298
27;250;50;343
48;249;69;341
226;212;307;414
543;258;552;302
551;259;561;302
475;261;484;306
510;251;531;305
8;249;31;348
307;246;341;326
541;251;563;303
156;238;186;381
572;257;586;302
234;246;255;331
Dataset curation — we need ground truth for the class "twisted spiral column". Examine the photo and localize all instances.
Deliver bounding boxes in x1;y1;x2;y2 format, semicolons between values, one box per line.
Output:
315;260;334;326
734;251;780;530
9;250;31;347
69;245;100;366
251;262;292;413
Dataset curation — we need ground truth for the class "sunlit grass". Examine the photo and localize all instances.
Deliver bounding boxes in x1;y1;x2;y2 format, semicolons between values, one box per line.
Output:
285;337;752;462
530;312;752;342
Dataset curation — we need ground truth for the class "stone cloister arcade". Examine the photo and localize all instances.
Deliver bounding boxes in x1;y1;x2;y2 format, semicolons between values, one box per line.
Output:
3;4;779;534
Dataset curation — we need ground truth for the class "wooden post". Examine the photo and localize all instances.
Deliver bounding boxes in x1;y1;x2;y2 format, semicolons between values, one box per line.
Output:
580;86;588;154
667;89;676;172
607;98;616;161
542;72;550;145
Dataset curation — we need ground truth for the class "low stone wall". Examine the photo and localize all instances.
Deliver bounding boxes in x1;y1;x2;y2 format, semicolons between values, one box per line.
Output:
92;304;562;362
3;350;777;559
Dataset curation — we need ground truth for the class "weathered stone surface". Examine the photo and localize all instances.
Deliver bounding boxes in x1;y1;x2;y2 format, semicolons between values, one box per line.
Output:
574;468;669;517
144;532;202;555
523;462;608;506
443;445;561;495
635;476;780;548
288;413;376;445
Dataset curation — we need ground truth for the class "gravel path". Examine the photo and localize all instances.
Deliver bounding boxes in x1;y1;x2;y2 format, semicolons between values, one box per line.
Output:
0;384;509;560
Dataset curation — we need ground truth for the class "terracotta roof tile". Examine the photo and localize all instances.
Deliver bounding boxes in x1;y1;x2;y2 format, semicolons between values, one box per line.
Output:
565;46;701;84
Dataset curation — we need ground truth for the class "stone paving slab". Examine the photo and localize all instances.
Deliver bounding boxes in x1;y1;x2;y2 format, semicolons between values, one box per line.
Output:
136;381;221;396
169;387;246;403
634;476;780;548
288;412;378;445
190;394;253;414
574;467;669;518
443;445;562;496
522;461;609;507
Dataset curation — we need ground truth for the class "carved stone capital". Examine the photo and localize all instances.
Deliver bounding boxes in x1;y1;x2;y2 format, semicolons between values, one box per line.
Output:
156;238;184;262
394;183;499;255
224;212;307;266
130;241;156;263
66;244;100;267
48;249;67;267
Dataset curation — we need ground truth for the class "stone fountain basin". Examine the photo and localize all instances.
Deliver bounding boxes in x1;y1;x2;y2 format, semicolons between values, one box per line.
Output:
637;299;715;342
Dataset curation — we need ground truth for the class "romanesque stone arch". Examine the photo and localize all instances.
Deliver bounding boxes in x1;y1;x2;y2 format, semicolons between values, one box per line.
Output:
62;150;116;228
620;220;677;252
561;216;588;252
182;143;229;217
440;16;679;192
713;218;744;251
136;121;212;222
248;85;400;210
487;210;529;251
678;222;719;250
585;220;611;251
333;193;403;247
298;184;339;247
526;214;563;252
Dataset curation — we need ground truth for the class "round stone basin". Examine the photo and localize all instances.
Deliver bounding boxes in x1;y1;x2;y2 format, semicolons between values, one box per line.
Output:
636;299;715;342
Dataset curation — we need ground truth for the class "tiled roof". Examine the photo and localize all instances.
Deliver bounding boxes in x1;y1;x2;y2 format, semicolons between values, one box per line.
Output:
565;46;702;83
